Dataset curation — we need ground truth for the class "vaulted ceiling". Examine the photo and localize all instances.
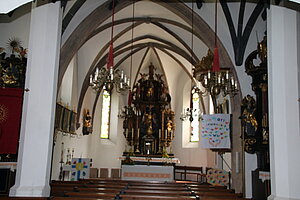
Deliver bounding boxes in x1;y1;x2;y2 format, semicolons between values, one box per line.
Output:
59;0;242;119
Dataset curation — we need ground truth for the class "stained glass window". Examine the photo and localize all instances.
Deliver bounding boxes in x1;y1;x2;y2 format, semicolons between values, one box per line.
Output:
190;88;201;142
100;90;111;139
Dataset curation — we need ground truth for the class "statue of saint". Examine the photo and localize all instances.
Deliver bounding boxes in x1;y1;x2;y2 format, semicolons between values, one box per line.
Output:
83;109;92;135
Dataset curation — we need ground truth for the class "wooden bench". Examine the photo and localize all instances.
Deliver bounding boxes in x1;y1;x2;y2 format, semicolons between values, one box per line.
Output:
50;179;245;200
174;166;204;182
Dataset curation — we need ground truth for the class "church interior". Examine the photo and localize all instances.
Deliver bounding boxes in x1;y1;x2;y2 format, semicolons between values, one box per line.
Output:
0;0;300;200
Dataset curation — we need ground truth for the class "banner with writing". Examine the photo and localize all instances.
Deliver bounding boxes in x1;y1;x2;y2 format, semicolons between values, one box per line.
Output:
201;114;231;149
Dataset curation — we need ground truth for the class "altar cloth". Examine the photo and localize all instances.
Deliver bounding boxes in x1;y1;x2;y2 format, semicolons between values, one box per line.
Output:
122;165;174;181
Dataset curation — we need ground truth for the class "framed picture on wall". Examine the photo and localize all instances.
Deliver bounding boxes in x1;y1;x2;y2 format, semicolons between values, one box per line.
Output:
54;103;64;131
69;111;77;134
62;108;71;132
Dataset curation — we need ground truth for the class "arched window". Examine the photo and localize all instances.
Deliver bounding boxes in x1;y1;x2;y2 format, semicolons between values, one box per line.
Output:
190;87;201;142
100;90;111;139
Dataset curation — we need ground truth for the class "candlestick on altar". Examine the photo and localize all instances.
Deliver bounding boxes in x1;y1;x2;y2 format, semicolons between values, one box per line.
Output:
135;128;140;153
60;142;64;163
71;148;74;160
59;142;64;181
131;128;134;144
159;129;161;140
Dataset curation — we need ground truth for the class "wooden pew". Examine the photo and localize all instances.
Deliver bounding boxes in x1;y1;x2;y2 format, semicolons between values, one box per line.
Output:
50;179;245;200
175;166;204;182
50;197;113;200
63;192;117;199
119;194;198;200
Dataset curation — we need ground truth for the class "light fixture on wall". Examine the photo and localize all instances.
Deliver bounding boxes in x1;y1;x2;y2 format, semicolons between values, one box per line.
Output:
90;0;130;94
180;1;204;122
193;0;238;97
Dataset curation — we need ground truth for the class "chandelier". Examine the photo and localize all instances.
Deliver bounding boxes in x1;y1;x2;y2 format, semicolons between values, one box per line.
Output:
90;67;130;93
193;0;238;97
193;50;238;97
89;0;130;94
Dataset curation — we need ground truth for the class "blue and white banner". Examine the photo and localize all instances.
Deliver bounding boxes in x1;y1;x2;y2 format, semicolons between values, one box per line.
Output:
71;158;90;181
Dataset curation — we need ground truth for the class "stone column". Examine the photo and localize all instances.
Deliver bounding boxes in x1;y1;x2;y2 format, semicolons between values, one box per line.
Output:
9;1;62;197
267;5;300;200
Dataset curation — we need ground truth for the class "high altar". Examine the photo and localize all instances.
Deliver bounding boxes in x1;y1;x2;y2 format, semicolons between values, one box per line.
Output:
120;63;178;181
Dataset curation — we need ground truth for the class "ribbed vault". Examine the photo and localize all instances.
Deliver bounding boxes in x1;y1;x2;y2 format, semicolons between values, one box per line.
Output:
58;0;240;125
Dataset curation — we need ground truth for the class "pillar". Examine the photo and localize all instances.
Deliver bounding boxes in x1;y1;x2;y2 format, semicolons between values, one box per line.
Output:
267;5;300;200
9;1;62;197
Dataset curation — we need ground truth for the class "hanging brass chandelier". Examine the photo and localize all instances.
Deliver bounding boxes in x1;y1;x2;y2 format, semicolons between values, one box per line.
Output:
90;67;130;93
193;0;238;97
193;50;238;97
90;0;130;94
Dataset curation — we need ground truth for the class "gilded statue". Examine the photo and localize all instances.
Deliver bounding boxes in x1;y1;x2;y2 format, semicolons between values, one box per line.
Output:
82;109;92;135
257;35;267;64
147;87;154;97
144;113;153;136
241;95;258;131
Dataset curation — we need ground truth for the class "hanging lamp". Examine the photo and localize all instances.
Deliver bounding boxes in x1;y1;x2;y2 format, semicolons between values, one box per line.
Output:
90;0;130;94
193;0;238;97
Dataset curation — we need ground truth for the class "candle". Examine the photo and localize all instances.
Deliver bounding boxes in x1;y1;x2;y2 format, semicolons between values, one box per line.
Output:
159;129;161;139
225;71;229;80
165;130;167;139
110;68;114;80
231;76;234;86
121;70;124;79
60;142;64;163
90;75;93;84
208;71;211;79
127;78;130;86
131;128;134;139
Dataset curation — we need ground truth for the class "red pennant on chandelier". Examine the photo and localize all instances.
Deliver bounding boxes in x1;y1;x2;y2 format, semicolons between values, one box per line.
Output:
107;43;114;69
212;47;220;72
212;0;220;72
107;0;115;69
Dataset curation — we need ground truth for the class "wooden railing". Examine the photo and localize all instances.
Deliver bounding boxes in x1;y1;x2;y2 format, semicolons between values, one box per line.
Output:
174;166;204;182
